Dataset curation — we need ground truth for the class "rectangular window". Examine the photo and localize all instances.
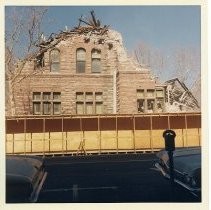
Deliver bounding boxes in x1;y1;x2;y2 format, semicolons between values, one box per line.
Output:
76;61;85;73
147;99;155;113
96;102;103;114
43;92;51;100
43;102;51;115
53;92;61;100
76;92;103;115
32;92;61;115
50;49;60;72
147;89;155;98
95;92;103;101
33;102;41;115
156;89;164;98
137;89;144;98
137;99;145;113
53;102;61;115
92;59;101;73
92;49;101;73
33;92;41;100
86;92;93;101
51;50;60;62
86;102;93;114
156;99;164;113
76;102;84;114
76;92;84;101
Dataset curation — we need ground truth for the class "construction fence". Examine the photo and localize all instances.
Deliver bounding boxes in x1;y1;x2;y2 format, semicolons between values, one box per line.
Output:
5;113;201;155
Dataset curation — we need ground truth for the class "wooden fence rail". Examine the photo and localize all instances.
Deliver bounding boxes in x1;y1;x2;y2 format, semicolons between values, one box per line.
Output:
5;113;201;155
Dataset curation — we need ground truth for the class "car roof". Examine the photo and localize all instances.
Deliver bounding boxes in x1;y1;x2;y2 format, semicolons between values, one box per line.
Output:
6;156;43;181
173;147;201;157
174;153;201;173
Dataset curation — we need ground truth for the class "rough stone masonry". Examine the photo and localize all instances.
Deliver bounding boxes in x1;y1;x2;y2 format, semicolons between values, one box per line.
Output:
8;11;200;116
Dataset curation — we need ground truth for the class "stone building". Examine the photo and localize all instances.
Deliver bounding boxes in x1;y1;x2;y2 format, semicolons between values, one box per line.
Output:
7;13;199;116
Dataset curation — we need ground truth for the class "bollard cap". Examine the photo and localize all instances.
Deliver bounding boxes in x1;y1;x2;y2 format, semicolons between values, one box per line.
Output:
163;129;176;138
163;129;176;151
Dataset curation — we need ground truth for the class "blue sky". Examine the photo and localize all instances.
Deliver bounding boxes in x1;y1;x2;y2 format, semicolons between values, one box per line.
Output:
44;6;201;84
5;5;201;84
41;6;201;53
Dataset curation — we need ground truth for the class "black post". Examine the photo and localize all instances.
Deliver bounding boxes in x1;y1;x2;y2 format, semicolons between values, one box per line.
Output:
163;130;176;200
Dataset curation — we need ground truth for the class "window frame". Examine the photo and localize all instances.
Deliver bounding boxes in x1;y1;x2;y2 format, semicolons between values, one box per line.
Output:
33;102;41;115
95;102;103;114
43;102;51;115
76;92;103;115
53;102;61;115
91;49;101;73
50;49;60;72
76;48;86;73
137;88;165;114
32;92;61;115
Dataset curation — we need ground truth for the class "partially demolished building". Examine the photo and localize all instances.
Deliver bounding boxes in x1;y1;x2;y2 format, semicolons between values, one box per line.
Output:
165;78;200;112
7;12;200;116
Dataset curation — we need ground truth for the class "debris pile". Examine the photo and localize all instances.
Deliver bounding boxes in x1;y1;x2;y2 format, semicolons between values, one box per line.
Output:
37;11;109;49
165;78;200;112
35;10;139;70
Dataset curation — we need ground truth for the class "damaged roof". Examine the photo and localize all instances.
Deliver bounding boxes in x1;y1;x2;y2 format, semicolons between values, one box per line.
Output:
165;78;200;108
37;11;110;50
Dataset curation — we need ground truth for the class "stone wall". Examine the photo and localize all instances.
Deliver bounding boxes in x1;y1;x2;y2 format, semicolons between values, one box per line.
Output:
11;29;159;116
117;71;156;114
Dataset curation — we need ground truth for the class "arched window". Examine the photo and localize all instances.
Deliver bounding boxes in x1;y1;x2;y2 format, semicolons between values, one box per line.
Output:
91;49;101;73
76;48;86;73
50;49;60;72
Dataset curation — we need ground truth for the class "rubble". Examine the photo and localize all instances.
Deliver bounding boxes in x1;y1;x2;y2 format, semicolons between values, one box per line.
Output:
165;78;200;112
35;11;141;71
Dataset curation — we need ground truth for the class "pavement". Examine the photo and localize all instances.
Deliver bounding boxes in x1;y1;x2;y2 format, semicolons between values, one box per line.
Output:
38;153;201;203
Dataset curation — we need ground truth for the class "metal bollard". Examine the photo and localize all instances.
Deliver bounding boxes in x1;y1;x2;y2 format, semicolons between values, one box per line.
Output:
163;129;176;200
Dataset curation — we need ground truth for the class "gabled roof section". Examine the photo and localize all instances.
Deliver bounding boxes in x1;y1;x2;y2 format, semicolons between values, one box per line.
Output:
165;78;189;91
165;77;200;108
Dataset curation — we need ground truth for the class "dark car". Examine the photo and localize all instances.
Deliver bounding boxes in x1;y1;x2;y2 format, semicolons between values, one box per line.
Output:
6;155;47;203
154;147;201;197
